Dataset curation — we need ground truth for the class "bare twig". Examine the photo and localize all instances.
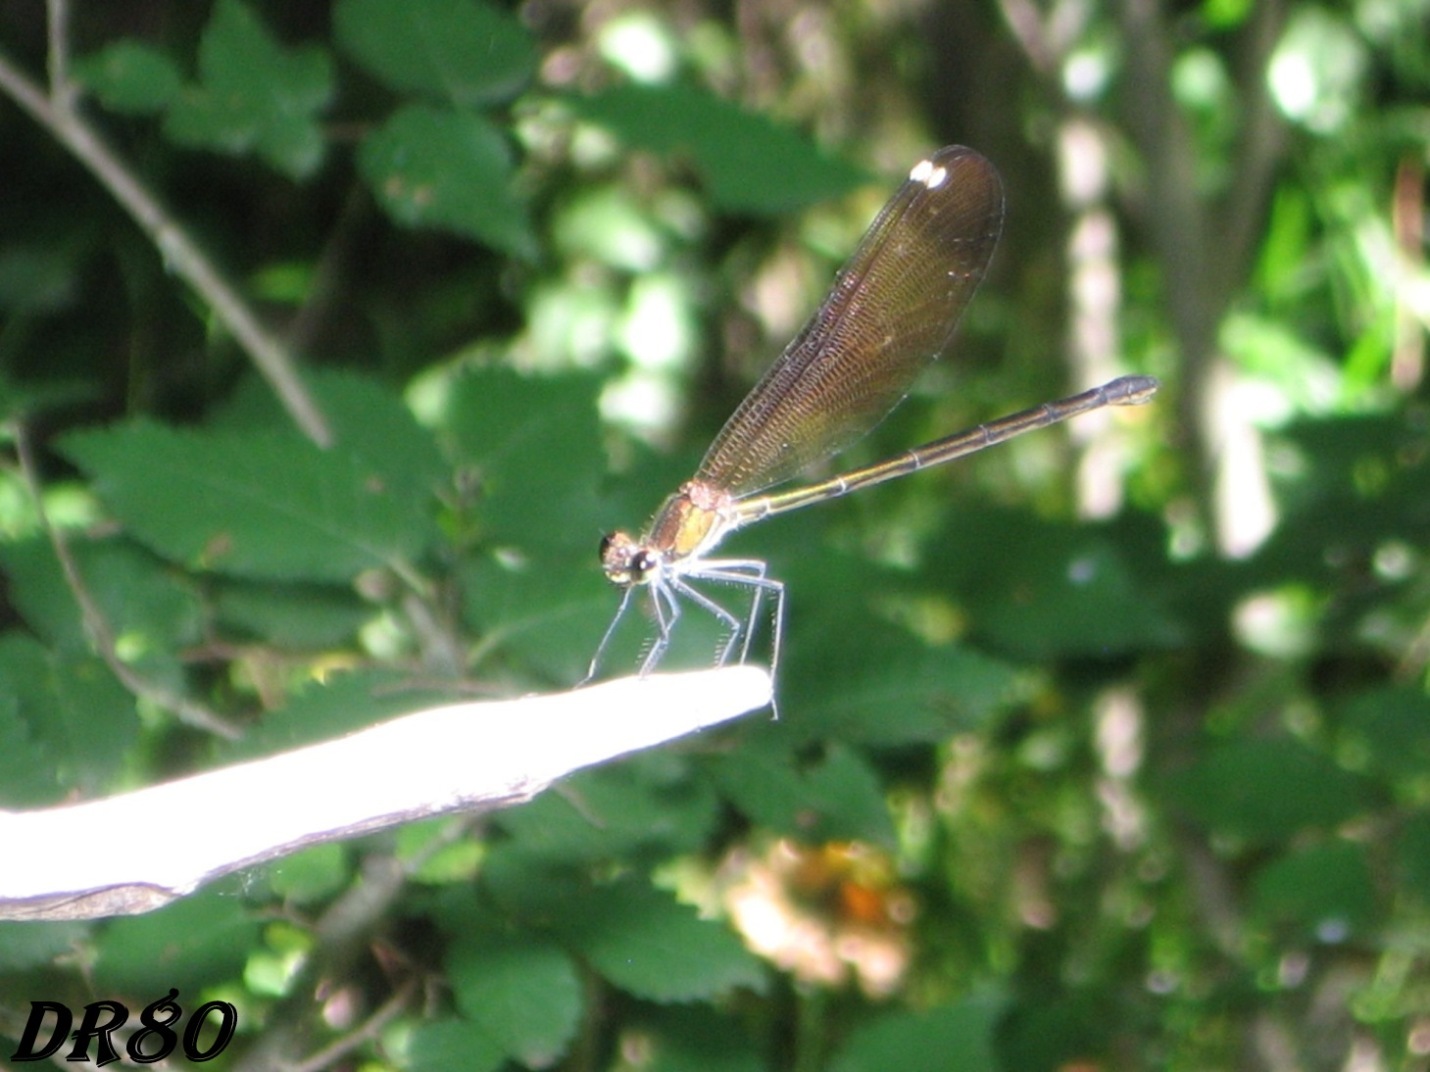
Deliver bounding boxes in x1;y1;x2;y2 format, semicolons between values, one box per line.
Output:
245;825;471;1072
288;979;420;1072
45;0;75;112
0;11;330;445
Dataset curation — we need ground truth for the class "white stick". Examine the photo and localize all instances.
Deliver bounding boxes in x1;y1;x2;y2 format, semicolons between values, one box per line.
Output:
0;667;772;921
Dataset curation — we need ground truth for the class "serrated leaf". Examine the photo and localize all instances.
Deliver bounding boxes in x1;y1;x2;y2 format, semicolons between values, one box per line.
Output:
58;420;438;582
0;536;203;654
777;547;1026;742
490;755;721;865
359;106;534;255
317;372;450;488
448;929;582;1067
567;84;866;215
559;879;765;1003
216;370;449;488
711;741;895;846
0;633;137;797
800;644;1025;746
73;41;182;114
451;368;619;678
335;0;535;105
164;0;332;178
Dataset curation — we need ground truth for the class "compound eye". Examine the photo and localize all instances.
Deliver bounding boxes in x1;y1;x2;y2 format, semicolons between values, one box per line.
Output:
600;532;643;586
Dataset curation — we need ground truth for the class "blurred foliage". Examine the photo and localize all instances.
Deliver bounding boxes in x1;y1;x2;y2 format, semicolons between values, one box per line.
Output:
0;0;1427;1069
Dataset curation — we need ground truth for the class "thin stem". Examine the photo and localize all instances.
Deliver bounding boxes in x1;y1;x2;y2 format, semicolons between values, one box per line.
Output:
45;0;75;111
12;422;244;739
287;979;420;1072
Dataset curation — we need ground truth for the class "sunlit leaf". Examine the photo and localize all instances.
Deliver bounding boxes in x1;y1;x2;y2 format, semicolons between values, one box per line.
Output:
358;106;534;255
59;420;438;582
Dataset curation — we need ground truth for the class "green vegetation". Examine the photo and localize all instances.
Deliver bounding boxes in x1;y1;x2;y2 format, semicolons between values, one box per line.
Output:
0;0;1426;1068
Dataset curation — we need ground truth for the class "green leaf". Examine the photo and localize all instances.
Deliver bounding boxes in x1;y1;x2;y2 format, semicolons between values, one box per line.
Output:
398;819;485;884
1337;684;1430;780
491;753;722;865
448;928;582;1067
0;633;137;798
0;691;59;806
210;578;371;648
0;536;204;655
462;554;615;683
628;1006;763;1072
451;369;615;678
359;105;534;255
293;370;450;491
58;419;438;582
567;83;867;215
264;843;352;905
164;0;333;178
94;887;261;995
711;740;895;845
335;0;535;105
73;41;183;114
928;506;1183;660
216;669;454;762
807;643;1026;746
0;920;89;972
408;1019;506;1072
1396;812;1430;897
445;367;606;554
559;878;765;1003
1250;841;1377;939
1164;739;1375;844
776;547;1027;742
829;992;1006;1072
